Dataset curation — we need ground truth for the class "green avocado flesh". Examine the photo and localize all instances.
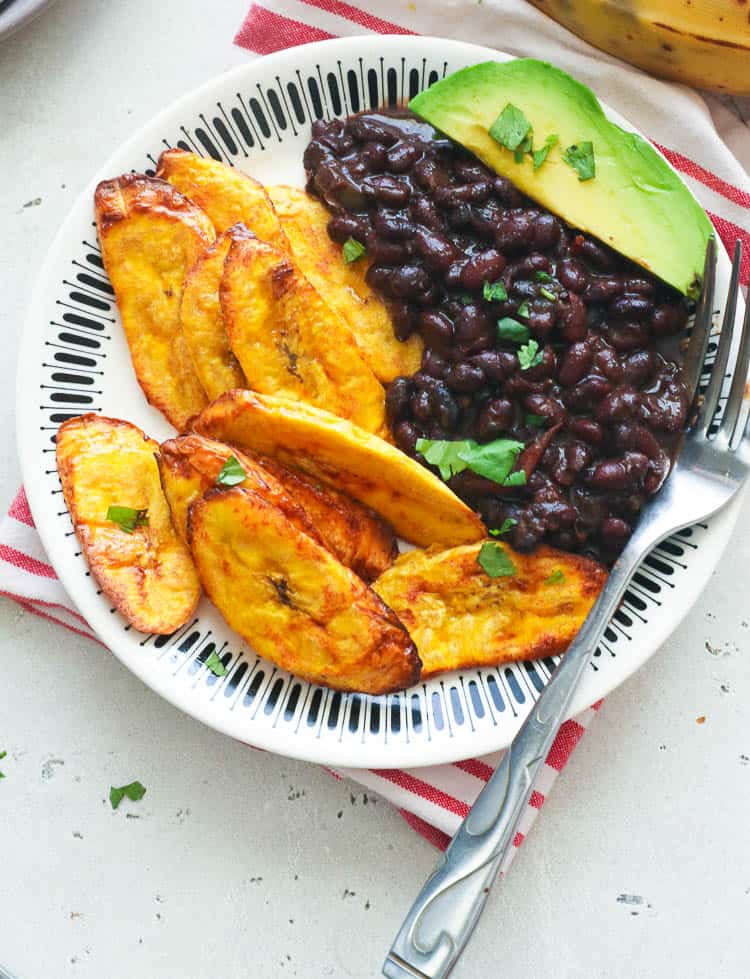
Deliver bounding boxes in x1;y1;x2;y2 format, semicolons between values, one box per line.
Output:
409;59;712;297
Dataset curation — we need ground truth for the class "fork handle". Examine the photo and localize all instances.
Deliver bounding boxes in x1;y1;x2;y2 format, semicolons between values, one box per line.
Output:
383;538;646;979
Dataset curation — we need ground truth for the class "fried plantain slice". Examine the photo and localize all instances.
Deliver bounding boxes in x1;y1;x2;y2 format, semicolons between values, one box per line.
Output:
56;414;200;634
267;185;423;383
156;149;287;247
221;235;386;434
188;486;420;694
193;391;485;548
180;226;249;401
374;542;607;677
95;174;213;430
157;434;396;580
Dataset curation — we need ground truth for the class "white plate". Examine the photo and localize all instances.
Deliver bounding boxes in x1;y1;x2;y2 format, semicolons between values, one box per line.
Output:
17;35;742;769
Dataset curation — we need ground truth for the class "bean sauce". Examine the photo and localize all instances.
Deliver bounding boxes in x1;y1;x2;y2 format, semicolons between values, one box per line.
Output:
304;110;692;563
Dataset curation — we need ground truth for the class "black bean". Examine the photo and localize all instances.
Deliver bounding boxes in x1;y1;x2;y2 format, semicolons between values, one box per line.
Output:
558;341;593;386
393;419;420;455
527;303;557;338
347;115;400;146
434;182;491;206
362;174;411;207
574;236;616;270
373;210;416;240
417;309;454;351
568;417;605;445
410;195;444;231
410;389;433;422
365;232;410;265
313;161;366;210
413;157;450;190
431;382;460;431
600;517;632;547
386;141;421;172
651;302;689;337
595;389;642;424
362;141;388;172
525;393;566;426
557;293;588;342
368;263;430;300
585;452;649;491
385;377;412;423
445;361;485;392
477;397;514;439
471;349;518;380
327;213;368;245
421;348;449;378
621;349;657;387
583;275;626;303
556;257;588;293
592;343;624;383
492;175;525;205
605;322;650;352
641;379;688;432
609;293;654;320
413;227;459;271
460;249;506;289
389;302;415;341
454;303;495;354
565;375;613;409
523;346;557;382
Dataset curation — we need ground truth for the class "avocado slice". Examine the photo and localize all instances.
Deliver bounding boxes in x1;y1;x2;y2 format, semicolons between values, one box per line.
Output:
409;59;711;297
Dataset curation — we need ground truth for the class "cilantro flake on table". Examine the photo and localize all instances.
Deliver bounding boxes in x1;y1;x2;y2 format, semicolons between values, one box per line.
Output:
342;237;366;263
109;780;147;810
477;542;517;579
497;317;529;343
533;134;559;171
216;454;246;487
562;141;596;181
106;506;148;534
483;280;508;303
489;103;532;152
0;750;6;780
518;339;543;371
416;437;526;486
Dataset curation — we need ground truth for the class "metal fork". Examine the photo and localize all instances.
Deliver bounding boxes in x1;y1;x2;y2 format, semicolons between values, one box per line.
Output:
383;237;750;979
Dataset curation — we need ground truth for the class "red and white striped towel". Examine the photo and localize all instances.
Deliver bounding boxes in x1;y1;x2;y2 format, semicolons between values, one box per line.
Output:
2;0;749;858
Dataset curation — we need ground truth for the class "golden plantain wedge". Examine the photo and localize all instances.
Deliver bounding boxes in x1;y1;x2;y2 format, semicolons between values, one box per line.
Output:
180;226;249;401
188;486;420;694
56;414;200;634
156;149;287;248
95;174;213;430
374;542;607;677
267;185;423;383
221;235;387;434
192;391;486;548
157;434;396;580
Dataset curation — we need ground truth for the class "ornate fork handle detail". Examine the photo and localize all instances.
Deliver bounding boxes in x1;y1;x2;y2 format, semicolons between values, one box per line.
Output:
383;529;655;979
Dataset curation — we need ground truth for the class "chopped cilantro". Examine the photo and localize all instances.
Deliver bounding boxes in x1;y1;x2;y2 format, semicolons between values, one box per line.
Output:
535;270;553;283
518;339;543;371
533;134;559;171
416;437;525;486
477;542;517;578
525;413;547;428
489;103;531;152
342;237;366;263
489;518;517;537
514;132;533;163
216;455;246;487
562;141;595;181
539;286;557;302
0;750;6;780
497;317;529;343
516;300;530;320
109;780;147;810
483;280;508;303
106;506;148;534
205;651;228;677
545;569;566;585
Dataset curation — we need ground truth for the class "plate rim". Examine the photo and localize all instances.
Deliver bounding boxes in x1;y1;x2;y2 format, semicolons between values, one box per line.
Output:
16;34;743;768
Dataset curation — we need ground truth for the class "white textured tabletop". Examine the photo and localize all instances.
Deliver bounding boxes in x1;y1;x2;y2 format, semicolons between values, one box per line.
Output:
1;3;749;977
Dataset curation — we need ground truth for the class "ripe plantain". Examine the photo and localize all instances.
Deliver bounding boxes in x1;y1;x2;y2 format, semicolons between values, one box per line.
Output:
188;486;420;694
374;541;607;676
56;414;200;634
193;390;486;548
157;434;397;580
94;174;213;429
